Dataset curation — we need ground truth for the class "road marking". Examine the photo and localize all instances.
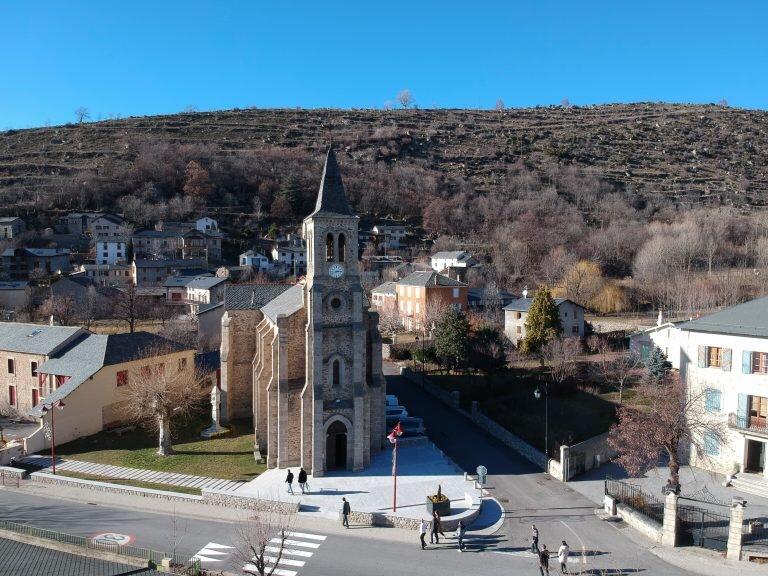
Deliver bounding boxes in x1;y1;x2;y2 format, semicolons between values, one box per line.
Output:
271;538;320;549
92;533;133;546
263;555;306;567
244;564;296;576
191;541;235;563
284;531;326;541
266;546;313;558
205;542;234;549
192;554;222;563
559;519;588;569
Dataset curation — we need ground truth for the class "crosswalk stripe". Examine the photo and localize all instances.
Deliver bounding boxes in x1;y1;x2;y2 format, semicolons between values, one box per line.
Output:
205;542;234;549
244;564;296;576
284;531;327;541
265;546;313;558
191;554;222;563
263;555;306;567
270;538;320;549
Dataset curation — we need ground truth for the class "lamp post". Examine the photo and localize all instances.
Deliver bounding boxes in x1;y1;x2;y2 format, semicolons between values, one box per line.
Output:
533;382;548;473
40;400;65;474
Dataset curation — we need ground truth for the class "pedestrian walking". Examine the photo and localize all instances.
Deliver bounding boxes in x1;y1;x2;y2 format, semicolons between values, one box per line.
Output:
531;524;540;554
456;520;466;552
557;540;569;574
538;544;550;576
430;511;441;544
298;467;308;494
285;469;294;494
419;519;427;549
342;497;351;528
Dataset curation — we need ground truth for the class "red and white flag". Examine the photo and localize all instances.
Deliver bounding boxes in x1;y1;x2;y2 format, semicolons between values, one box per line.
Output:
387;422;403;444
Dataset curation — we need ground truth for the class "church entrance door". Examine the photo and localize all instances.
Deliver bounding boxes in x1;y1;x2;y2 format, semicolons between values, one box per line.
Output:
326;420;348;470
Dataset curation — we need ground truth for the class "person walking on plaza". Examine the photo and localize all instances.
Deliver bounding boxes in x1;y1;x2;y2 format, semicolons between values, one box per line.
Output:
557;540;570;574
430;511;441;544
285;470;294;495
456;520;466;552
298;467;308;494
342;497;351;528
419;519;428;550
531;524;540;554
539;544;550;576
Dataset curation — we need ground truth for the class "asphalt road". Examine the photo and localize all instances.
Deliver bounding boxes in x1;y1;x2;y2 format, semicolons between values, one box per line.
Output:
386;364;698;576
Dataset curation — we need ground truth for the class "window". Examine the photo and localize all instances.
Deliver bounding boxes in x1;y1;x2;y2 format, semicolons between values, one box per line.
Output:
8;386;16;406
564;311;569;318
571;325;578;335
699;346;731;369
332;359;340;387
338;233;346;262
708;347;722;367
116;370;128;387
31;361;37;376
705;388;721;413
7;358;14;375
704;431;720;456
326;234;334;262
752;352;768;374
516;326;522;335
452;288;459;298
179;358;187;371
32;389;39;406
749;396;768;421
515;312;522;320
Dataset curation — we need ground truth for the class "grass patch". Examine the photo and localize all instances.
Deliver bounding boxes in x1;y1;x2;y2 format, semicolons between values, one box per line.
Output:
56;418;265;481
56;470;202;495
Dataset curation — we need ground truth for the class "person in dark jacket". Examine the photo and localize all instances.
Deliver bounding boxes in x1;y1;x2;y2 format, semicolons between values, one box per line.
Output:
342;497;351;528
430;511;442;544
285;470;294;495
298;467;308;494
539;544;550;576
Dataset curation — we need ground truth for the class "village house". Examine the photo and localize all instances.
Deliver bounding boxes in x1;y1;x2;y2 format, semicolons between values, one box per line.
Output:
185;275;228;309
0;248;71;280
0;217;26;240
132;258;206;287
370;281;398;312
467;287;515;311
163;276;195;305
372;221;408;250
430;250;479;280
629;317;684;369
51;275;120;311
95;238;128;265
196;301;225;351
394;271;468;331
0;281;30;313
676;297;768;487
239;250;272;273
503;296;585;344
89;214;129;240
271;244;307;276
78;263;134;287
62;212;101;236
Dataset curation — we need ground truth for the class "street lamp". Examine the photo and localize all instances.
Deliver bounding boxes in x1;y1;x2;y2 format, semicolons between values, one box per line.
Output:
40;400;65;474
533;383;548;473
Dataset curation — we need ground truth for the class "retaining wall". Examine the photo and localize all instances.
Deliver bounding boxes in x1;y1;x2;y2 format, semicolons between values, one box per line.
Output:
615;502;663;543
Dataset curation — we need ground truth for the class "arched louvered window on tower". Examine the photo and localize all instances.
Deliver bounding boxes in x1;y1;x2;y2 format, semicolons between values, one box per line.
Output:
338;233;346;262
326;233;334;262
332;359;341;387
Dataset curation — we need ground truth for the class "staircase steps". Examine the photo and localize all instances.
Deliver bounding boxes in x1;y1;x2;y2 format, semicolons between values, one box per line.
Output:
731;473;768;499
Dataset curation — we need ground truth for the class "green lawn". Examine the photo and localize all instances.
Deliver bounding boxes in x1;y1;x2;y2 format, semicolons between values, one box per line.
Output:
57;470;203;496
56;419;265;481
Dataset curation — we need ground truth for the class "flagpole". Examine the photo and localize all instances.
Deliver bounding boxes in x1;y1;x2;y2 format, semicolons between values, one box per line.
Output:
393;438;398;513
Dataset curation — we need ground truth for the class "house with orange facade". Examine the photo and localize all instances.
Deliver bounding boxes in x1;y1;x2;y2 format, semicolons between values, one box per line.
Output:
393;271;468;331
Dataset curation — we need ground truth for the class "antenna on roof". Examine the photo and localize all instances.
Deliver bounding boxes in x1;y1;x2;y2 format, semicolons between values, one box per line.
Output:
522;287;529;299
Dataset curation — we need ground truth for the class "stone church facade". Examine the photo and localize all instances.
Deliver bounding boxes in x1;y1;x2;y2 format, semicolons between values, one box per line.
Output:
219;149;386;476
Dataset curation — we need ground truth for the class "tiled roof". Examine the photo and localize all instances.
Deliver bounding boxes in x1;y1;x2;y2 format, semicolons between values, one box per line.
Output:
224;284;292;310
308;148;355;217
503;297;576;312
398;271;466;287
678;296;768;338
262;283;304;323
0;322;83;355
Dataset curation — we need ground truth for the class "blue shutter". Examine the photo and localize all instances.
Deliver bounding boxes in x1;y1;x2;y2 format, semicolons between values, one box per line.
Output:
743;350;753;374
705;389;721;413
698;346;707;368
704;431;720;456
721;348;732;371
737;393;749;427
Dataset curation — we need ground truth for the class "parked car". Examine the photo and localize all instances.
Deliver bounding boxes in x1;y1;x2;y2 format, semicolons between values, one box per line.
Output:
386;406;409;418
386;394;399;407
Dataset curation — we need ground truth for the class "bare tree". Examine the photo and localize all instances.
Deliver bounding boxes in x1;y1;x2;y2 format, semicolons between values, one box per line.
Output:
39;295;78;326
157;315;198;350
397;89;413;109
74;107;90;123
235;510;294;576
123;346;205;456
114;283;143;333
252;197;264;221
494;99;505;111
609;374;726;492
598;345;641;404
422;299;449;336
377;305;403;340
541;337;582;385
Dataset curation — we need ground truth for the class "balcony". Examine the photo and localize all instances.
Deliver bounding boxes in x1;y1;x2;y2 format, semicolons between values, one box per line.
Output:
729;413;768;438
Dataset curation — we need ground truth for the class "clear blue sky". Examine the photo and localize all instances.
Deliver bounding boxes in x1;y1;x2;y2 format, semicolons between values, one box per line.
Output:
2;1;766;129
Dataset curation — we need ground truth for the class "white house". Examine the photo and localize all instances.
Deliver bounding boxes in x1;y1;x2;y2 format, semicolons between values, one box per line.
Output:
89;214;128;240
678;297;768;484
185;275;228;307
503;297;585;344
372;222;407;249
430;251;474;273
95;239;127;265
0;217;25;239
240;250;272;272
629;319;684;370
195;217;219;233
271;245;306;276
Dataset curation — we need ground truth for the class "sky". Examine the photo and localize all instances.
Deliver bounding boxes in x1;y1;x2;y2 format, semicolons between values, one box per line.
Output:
1;1;767;129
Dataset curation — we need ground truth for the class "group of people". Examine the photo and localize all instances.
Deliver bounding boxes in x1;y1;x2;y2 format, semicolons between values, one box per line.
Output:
284;468;309;495
418;513;465;551
531;524;570;575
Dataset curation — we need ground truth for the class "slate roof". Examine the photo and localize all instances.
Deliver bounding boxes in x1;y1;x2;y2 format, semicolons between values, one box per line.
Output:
2;247;70;257
197;301;224;315
134;258;204;268
103;332;187;365
309;148;355;217
163;276;197;288
196;350;220;374
93;213;125;225
0;216;23;224
0;280;28;290
503;297;577;312
186;275;227;291
371;281;397;296
398;271;466;287
224;284;292;311
678;296;768;338
432;250;469;260
262;283;305;322
0;322;83;355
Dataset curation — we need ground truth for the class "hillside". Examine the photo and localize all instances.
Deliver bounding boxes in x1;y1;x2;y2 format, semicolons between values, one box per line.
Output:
2;103;768;211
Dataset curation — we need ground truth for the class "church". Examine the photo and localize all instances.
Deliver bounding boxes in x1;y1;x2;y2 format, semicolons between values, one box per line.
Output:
219;149;387;476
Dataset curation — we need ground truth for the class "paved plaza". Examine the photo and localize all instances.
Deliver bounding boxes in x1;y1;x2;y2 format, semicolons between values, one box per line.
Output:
234;438;483;521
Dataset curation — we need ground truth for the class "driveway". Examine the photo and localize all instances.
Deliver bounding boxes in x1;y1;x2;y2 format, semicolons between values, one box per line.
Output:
0;417;38;442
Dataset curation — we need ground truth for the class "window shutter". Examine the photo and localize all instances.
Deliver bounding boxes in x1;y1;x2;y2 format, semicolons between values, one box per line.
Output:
721;348;732;371
697;346;706;368
743;350;753;374
737;393;749;425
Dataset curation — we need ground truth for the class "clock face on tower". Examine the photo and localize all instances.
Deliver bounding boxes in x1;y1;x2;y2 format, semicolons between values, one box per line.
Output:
328;263;345;278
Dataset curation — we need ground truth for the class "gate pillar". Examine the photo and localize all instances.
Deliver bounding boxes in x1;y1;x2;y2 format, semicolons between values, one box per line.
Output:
726;498;746;561
661;491;679;547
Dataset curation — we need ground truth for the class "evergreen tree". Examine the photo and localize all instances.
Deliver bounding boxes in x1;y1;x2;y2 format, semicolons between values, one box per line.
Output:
278;175;304;216
435;307;470;373
520;286;562;355
645;346;672;383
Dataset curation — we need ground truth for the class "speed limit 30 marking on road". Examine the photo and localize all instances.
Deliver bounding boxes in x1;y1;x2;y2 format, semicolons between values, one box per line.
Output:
92;532;134;547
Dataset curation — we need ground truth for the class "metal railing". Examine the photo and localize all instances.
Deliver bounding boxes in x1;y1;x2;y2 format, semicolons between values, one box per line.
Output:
605;476;665;525
0;471;21;487
728;413;768;436
0;521;199;571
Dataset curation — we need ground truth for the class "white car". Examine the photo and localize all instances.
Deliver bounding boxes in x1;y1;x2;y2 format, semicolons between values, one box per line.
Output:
386;394;399;407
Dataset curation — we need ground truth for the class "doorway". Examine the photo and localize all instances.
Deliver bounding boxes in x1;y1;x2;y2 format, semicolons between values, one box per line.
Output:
745;439;765;474
326;420;348;470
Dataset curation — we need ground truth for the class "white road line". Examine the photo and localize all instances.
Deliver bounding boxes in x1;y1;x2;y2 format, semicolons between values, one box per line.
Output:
270;538;320;549
244;564;296;576
559;519;588;569
263;555;306;567
265;546;313;558
205;542;234;549
284;531;326;541
191;554;222;563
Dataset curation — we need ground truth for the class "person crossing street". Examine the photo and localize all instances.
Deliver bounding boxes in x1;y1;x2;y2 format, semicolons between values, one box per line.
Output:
285;470;294;495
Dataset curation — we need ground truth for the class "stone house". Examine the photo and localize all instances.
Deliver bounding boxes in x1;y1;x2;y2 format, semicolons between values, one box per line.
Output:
0;281;30;312
503;297;585;344
89;214;129;240
51;276;120;311
0;217;25;240
370;281;397;312
132;258;206;287
78;263;134;287
394;271;468;331
1;248;72;280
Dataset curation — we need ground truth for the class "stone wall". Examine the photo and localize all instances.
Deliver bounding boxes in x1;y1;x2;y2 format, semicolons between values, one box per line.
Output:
470;402;548;470
561;432;618;481
0;443;23;466
202;488;299;514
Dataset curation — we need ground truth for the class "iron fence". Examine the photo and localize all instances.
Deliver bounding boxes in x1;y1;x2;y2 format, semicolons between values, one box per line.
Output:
605;476;664;525
0;521;199;571
0;471;20;487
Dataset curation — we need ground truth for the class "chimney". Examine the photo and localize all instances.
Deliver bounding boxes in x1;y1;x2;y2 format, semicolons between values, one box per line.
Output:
49;315;54;327
522;287;529;299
